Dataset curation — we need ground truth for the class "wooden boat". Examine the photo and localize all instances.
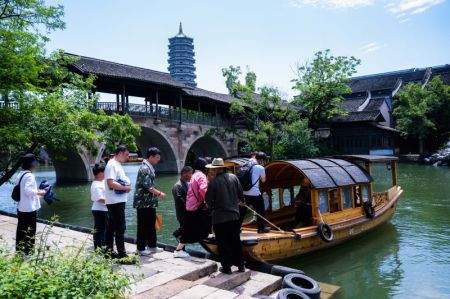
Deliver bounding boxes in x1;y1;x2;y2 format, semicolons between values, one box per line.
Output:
201;155;403;263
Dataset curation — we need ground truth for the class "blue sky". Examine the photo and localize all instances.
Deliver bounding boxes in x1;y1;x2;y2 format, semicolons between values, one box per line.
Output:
47;0;450;98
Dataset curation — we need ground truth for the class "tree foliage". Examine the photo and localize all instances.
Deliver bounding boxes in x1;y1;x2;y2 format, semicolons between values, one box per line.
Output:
221;66;317;159
0;1;141;185
292;49;360;127
393;76;450;152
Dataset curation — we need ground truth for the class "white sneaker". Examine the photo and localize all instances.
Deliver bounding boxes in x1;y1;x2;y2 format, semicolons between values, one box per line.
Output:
173;250;190;258
136;249;152;256
147;246;164;253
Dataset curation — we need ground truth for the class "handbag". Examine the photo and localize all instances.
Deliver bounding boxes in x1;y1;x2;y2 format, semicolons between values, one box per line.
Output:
11;171;30;202
155;213;163;232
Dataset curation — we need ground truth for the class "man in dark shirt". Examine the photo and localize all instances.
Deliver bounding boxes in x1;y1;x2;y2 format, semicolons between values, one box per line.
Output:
205;158;245;274
172;166;193;258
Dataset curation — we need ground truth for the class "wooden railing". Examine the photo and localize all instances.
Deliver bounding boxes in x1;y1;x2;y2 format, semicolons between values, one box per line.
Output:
94;102;231;127
372;191;389;207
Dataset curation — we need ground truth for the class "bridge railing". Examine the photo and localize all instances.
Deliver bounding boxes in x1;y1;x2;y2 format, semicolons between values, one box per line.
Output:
0;102;20;110
0;101;231;127
95;102;231;127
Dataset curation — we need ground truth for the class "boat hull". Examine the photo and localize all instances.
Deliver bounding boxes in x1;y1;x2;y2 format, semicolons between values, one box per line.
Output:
202;187;402;263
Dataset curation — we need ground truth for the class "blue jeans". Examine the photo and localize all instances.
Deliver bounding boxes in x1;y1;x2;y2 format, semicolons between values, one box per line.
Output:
92;210;109;250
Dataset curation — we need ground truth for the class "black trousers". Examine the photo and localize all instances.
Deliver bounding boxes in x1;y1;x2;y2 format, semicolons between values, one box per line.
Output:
106;202;126;256
239;194;265;231
92;210;109;250
213;220;244;270
136;207;157;251
16;210;37;255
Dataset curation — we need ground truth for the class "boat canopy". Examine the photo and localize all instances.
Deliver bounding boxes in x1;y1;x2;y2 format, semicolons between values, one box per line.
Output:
262;159;373;190
332;155;398;163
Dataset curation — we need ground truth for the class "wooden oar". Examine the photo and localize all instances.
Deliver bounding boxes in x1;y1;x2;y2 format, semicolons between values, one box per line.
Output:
243;204;284;232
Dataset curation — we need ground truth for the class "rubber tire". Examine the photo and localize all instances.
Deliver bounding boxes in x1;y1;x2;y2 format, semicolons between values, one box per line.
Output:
317;223;333;242
277;288;311;299
282;273;321;299
271;265;305;277
363;201;375;219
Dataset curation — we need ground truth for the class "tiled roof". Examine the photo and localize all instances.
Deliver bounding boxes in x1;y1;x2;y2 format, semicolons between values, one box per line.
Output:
182;87;235;104
67;53;235;104
364;98;385;111
340;97;367;112
67;53;187;88
332;110;382;122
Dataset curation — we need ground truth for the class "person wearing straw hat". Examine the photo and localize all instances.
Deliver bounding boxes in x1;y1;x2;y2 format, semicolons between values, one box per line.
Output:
205;158;245;274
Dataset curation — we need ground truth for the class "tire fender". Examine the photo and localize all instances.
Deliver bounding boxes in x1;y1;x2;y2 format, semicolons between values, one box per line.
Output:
277;288;311;299
317;222;333;242
363;201;375;219
282;273;321;299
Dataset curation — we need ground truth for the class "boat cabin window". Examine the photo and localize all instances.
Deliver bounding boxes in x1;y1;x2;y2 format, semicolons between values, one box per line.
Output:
328;189;340;212
343;188;352;209
362;186;370;203
318;191;329;213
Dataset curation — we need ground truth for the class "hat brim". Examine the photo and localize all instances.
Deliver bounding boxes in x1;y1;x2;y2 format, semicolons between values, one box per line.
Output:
205;164;226;169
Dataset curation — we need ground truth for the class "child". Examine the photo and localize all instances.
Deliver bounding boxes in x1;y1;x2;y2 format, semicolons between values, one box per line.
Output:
91;163;108;250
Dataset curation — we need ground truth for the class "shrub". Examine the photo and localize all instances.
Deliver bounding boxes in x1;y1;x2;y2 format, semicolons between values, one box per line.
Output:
0;220;133;299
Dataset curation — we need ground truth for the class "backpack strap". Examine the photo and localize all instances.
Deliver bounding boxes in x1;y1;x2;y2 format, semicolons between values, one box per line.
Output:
17;171;31;186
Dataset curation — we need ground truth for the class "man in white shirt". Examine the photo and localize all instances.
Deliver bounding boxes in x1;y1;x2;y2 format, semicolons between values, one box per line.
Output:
104;145;131;259
240;152;270;233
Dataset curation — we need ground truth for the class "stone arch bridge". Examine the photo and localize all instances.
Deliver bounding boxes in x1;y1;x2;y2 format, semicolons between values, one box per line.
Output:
52;54;238;182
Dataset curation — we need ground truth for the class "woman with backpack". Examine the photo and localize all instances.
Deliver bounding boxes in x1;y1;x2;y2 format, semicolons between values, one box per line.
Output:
15;154;47;256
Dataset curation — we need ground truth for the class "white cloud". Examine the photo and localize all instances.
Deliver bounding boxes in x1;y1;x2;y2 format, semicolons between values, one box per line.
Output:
360;42;386;53
289;0;445;17
386;0;444;16
289;0;374;9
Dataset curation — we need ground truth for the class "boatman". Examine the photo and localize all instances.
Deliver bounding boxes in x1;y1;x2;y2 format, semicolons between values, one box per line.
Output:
240;152;270;233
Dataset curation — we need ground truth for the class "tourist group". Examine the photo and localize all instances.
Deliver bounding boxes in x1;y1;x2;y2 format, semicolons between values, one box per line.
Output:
13;145;269;274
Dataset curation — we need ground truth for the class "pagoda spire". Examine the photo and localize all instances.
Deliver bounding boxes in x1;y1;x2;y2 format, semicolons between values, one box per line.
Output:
178;22;183;35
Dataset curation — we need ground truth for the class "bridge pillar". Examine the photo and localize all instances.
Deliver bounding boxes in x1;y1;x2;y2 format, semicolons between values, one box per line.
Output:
52;143;105;182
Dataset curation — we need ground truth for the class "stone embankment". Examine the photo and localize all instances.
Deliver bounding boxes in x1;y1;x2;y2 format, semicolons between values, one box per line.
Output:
0;214;340;298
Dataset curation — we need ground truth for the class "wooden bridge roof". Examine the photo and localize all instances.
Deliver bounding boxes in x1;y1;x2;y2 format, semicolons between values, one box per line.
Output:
67;53;235;104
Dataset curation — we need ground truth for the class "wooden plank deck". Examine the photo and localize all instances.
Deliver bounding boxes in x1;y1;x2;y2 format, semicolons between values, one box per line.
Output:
0;214;341;298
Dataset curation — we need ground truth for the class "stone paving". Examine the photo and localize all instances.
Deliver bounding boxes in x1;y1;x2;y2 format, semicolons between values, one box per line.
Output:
0;215;281;299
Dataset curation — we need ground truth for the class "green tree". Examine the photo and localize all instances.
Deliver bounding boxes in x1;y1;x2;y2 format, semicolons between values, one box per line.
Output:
221;66;318;159
292;49;360;127
0;1;141;185
393;76;450;153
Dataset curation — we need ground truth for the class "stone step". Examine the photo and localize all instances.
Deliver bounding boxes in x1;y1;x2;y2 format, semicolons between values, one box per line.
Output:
169;284;222;299
130;256;218;296
203;269;251;291
131;279;196;299
231;271;282;297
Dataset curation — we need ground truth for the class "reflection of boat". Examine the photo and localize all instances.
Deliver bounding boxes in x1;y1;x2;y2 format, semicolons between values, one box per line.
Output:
202;155;403;263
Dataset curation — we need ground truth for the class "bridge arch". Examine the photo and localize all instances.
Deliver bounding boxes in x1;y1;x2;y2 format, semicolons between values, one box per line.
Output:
135;126;179;173
184;135;228;166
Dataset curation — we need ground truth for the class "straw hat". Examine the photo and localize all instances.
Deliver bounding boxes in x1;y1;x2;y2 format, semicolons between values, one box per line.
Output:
205;158;226;169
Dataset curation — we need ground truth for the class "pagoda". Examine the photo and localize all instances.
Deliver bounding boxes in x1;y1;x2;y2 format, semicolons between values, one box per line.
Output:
168;22;197;87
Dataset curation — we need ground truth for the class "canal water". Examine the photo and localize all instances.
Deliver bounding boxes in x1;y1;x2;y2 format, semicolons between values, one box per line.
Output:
1;163;449;299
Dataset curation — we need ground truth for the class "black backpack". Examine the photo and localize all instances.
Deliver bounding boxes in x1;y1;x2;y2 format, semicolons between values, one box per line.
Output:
236;160;257;191
11;171;30;202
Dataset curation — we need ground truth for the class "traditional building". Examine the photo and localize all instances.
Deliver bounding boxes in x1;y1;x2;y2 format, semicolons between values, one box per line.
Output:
167;23;197;87
327;65;450;155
